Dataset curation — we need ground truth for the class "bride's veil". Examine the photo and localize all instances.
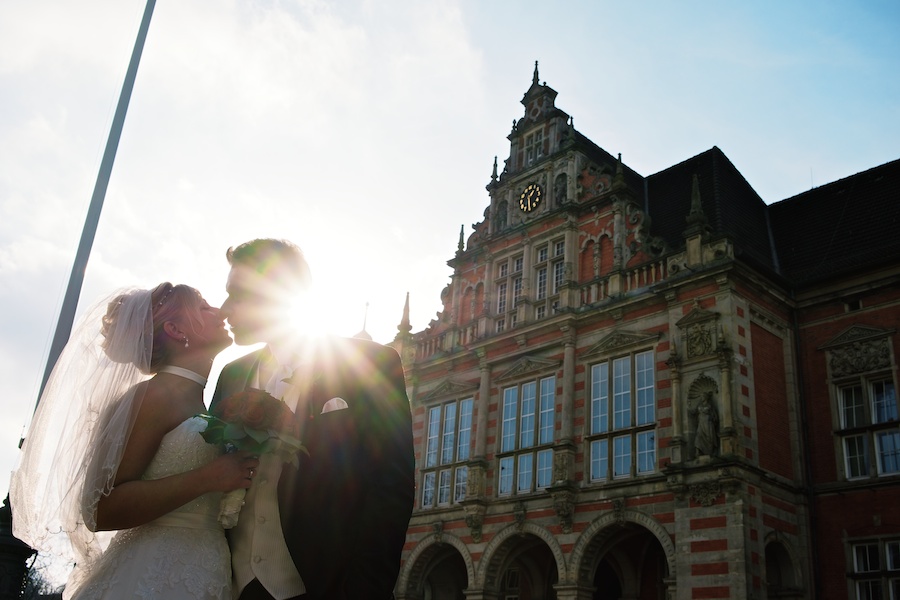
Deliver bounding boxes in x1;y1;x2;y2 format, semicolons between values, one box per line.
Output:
9;287;154;589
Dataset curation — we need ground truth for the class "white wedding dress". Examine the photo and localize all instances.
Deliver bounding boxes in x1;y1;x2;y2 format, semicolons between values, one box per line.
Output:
69;417;231;600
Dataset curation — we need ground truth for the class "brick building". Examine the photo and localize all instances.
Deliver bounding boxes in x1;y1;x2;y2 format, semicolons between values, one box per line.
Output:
389;65;900;600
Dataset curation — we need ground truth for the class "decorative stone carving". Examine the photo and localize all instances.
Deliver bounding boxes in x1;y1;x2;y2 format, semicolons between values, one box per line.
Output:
462;502;486;543
675;301;720;360
686;323;715;358
432;520;444;543
513;501;527;531
830;339;891;377
548;483;577;533
689;481;723;507
612;498;627;526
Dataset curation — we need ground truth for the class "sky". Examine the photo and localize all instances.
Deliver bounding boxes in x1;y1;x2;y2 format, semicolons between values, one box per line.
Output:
1;0;898;523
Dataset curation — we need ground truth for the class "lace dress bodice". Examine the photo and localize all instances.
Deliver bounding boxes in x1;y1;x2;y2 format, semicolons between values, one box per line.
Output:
68;417;231;600
142;416;223;522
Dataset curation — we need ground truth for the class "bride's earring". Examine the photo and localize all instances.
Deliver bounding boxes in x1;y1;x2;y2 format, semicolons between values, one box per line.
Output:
183;337;190;348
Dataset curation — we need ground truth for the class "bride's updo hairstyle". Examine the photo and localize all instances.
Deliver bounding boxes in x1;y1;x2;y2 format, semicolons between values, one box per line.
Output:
101;283;203;374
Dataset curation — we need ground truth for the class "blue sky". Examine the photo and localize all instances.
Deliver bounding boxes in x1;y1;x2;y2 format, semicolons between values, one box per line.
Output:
1;0;897;514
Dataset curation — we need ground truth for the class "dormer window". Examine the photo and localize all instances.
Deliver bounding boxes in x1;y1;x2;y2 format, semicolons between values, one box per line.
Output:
524;130;543;166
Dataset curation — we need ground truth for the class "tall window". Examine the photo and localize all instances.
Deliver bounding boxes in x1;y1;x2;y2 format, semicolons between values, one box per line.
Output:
536;268;547;300
498;376;556;496
850;540;900;599
421;398;474;508
552;260;565;294
588;350;656;481
837;377;899;479
497;282;508;314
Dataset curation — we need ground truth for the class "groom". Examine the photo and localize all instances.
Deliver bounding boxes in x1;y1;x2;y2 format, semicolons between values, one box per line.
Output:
212;238;415;600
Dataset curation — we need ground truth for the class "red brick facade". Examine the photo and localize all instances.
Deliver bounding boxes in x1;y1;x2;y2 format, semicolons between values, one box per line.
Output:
389;69;900;599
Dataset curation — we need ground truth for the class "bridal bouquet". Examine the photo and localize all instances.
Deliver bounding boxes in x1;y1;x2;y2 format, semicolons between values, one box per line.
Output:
198;389;304;528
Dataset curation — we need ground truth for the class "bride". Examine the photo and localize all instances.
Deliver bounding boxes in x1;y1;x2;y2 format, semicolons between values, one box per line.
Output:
10;283;259;599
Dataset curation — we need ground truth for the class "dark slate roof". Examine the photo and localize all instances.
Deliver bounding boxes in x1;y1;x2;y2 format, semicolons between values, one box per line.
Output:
768;158;900;286
645;147;776;272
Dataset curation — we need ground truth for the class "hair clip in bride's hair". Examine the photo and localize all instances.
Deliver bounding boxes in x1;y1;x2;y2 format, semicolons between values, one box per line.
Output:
157;285;176;307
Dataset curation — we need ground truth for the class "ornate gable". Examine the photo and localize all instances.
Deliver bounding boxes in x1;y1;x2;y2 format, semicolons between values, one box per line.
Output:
496;356;561;382
421;378;479;402
584;330;660;357
819;325;895;378
819;325;895;349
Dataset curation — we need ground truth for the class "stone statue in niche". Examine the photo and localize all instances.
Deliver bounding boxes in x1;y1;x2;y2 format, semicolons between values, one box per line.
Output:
690;391;719;457
495;201;508;232
554;172;568;206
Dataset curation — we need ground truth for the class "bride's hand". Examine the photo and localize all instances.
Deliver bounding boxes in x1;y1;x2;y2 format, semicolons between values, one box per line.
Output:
208;451;261;492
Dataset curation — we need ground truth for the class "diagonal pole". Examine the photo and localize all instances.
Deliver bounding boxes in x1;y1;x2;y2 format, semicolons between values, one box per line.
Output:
34;0;157;413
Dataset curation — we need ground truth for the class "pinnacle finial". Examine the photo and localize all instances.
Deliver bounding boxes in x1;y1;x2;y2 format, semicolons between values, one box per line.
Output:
458;224;465;253
685;173;709;235
533;60;539;85
491;156;498;181
396;292;412;336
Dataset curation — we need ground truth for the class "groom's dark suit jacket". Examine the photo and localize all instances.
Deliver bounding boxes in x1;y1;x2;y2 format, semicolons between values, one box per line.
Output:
211;336;415;600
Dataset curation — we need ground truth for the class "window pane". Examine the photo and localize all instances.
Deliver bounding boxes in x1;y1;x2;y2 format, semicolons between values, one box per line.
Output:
497;282;508;314
537;268;547;300
842;386;865;429
553;261;565;293
520;383;536;448
536;449;553;489
499;456;514;495
877;430;900;474
857;580;882;600
873;381;898;423
513;277;523;305
517;454;533;492
458;398;473;461
855;544;881;572
635;351;655;425
502;388;518;452
454;466;468;503
613;357;631;429
592;363;609;434
422;472;435;507
637;431;656;474
441;403;456;464
590;440;608;481
425;406;441;467
438;470;451;505
887;541;900;571
613;435;631;478
845;435;869;478
539;377;555;444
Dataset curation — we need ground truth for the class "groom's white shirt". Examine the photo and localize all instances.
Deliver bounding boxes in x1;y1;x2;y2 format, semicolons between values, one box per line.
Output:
230;344;306;600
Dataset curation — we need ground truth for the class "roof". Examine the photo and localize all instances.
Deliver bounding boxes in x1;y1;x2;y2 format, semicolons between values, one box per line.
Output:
646;147;776;272
768;158;900;285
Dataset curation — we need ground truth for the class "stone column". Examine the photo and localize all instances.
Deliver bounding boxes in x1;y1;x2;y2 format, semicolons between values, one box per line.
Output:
559;325;576;442
474;350;490;458
666;344;684;464
717;343;736;455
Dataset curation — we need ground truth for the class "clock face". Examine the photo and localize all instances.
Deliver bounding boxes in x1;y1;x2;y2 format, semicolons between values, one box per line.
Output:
519;183;543;212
